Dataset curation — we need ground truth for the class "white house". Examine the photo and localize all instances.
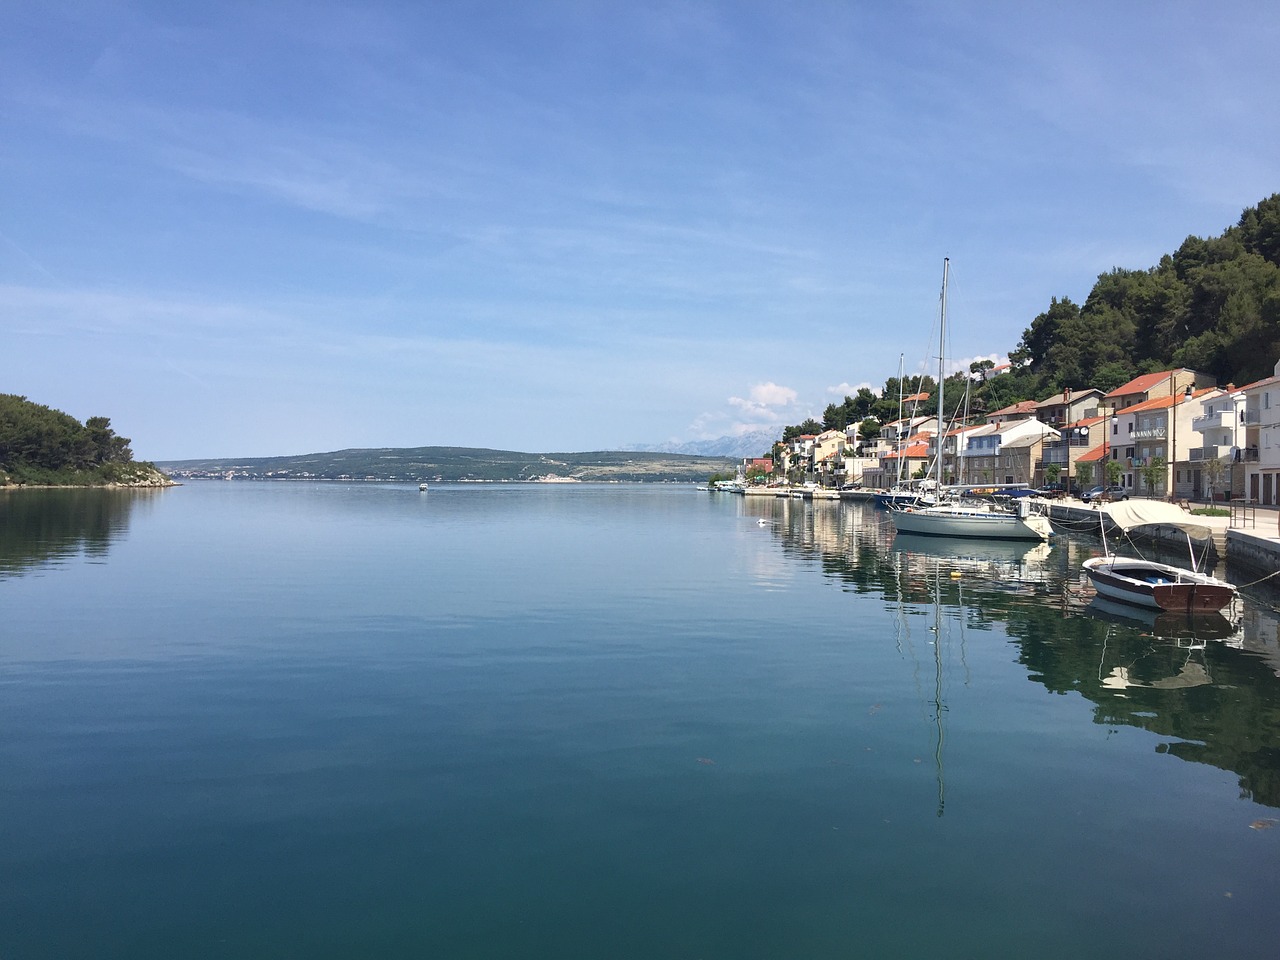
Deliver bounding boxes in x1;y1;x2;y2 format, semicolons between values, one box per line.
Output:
1241;360;1280;504
1190;386;1246;500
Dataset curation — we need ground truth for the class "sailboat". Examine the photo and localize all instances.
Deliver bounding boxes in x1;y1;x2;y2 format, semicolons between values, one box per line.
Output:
875;354;932;508
889;259;1053;542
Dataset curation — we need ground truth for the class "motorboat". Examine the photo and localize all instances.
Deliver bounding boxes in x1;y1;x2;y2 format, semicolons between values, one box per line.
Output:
1081;500;1236;614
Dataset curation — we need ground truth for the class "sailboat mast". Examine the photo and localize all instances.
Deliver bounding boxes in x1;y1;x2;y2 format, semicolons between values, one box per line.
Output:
895;353;905;485
936;258;948;486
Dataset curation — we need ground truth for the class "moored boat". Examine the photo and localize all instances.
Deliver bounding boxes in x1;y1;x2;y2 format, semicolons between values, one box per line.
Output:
887;258;1052;543
891;497;1053;541
1081;500;1236;614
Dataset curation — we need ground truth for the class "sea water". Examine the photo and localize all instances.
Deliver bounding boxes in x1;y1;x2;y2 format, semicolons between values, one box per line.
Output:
2;482;1279;959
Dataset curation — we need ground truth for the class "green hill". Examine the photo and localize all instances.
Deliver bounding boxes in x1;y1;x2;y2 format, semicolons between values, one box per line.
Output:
156;446;737;483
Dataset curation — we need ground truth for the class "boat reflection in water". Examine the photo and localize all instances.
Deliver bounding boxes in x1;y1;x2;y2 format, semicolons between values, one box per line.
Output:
884;535;1057;818
754;500;1280;810
890;532;1053;594
1083;595;1243;692
1083;595;1242;645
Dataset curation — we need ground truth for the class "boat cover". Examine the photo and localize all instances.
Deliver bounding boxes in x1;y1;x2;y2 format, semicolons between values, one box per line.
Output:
1101;500;1212;541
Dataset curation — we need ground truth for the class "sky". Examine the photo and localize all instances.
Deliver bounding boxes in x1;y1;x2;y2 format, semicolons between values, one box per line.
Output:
2;1;1278;459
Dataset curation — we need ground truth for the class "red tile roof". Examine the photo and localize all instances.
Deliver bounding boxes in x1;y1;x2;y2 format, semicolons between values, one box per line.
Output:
1117;387;1216;415
1105;369;1183;399
988;400;1038;416
1237;374;1280;392
1075;443;1108;463
885;442;930;459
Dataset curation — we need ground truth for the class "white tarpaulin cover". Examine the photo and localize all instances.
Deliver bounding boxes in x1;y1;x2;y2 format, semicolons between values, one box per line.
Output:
1101;500;1212;541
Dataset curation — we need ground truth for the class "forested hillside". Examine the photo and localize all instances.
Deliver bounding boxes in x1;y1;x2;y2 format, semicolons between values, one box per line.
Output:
1005;193;1280;396
806;194;1280;446
0;394;165;486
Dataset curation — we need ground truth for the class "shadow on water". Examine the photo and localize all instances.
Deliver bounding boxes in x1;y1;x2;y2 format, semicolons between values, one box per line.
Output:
0;488;154;579
743;496;1280;808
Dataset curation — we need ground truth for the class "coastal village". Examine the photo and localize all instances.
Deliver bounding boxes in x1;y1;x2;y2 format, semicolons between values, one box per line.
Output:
738;360;1280;508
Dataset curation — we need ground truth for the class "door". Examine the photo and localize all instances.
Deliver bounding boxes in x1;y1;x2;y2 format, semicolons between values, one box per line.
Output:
1252;473;1260;502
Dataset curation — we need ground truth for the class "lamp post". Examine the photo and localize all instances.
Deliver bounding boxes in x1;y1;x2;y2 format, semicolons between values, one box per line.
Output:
1169;380;1194;501
1169;378;1176;500
1101;399;1110;476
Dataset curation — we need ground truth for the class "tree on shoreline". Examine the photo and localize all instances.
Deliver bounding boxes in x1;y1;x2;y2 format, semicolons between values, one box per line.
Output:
0;394;145;485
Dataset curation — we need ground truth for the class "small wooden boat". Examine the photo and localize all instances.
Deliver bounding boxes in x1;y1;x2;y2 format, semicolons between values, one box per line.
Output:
1082;501;1235;614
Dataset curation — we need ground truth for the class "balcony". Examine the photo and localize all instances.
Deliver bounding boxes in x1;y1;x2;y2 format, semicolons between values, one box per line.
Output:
1189;445;1222;462
1132;426;1167;439
1191;410;1234;432
1241;410;1279;426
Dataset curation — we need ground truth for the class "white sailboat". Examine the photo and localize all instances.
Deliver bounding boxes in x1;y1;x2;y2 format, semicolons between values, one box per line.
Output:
889;259;1053;542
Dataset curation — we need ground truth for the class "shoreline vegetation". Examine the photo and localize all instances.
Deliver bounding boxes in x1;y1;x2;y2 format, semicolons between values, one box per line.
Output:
0;394;174;489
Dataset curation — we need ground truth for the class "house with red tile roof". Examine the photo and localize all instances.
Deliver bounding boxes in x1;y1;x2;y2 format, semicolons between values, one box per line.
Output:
961;419;1059;487
1107;387;1222;498
1037;414;1108;491
986;400;1039;426
1035;388;1105;428
1103;368;1215;413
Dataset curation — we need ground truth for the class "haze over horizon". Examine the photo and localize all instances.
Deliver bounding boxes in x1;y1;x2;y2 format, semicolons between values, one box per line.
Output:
3;2;1277;460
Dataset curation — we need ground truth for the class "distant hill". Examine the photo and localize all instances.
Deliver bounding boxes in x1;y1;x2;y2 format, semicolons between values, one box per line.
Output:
624;431;776;460
156;446;738;483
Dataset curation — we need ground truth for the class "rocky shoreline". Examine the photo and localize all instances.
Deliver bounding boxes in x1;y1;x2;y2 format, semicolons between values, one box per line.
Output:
1;465;178;490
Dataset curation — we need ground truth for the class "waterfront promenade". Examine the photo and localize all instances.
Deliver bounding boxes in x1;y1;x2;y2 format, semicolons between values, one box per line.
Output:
741;484;1280;579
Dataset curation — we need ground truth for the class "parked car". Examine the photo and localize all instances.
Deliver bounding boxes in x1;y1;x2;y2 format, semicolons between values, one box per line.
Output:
1036;481;1069;499
1081;485;1128;503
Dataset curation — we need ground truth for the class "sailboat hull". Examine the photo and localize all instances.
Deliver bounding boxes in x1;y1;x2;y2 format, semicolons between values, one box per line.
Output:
890;505;1052;541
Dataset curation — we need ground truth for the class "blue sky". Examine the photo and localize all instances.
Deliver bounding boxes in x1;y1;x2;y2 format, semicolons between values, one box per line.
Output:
3;1;1277;459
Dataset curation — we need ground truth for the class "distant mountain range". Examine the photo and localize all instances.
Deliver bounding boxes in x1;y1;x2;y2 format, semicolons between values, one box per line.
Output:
623;431;776;460
155;446;738;483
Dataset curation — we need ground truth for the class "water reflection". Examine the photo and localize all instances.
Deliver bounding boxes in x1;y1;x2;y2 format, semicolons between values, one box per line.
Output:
0;488;152;578
745;497;1280;808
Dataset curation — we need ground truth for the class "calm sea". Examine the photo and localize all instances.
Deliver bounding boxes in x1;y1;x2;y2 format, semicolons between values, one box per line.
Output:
3;482;1279;959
